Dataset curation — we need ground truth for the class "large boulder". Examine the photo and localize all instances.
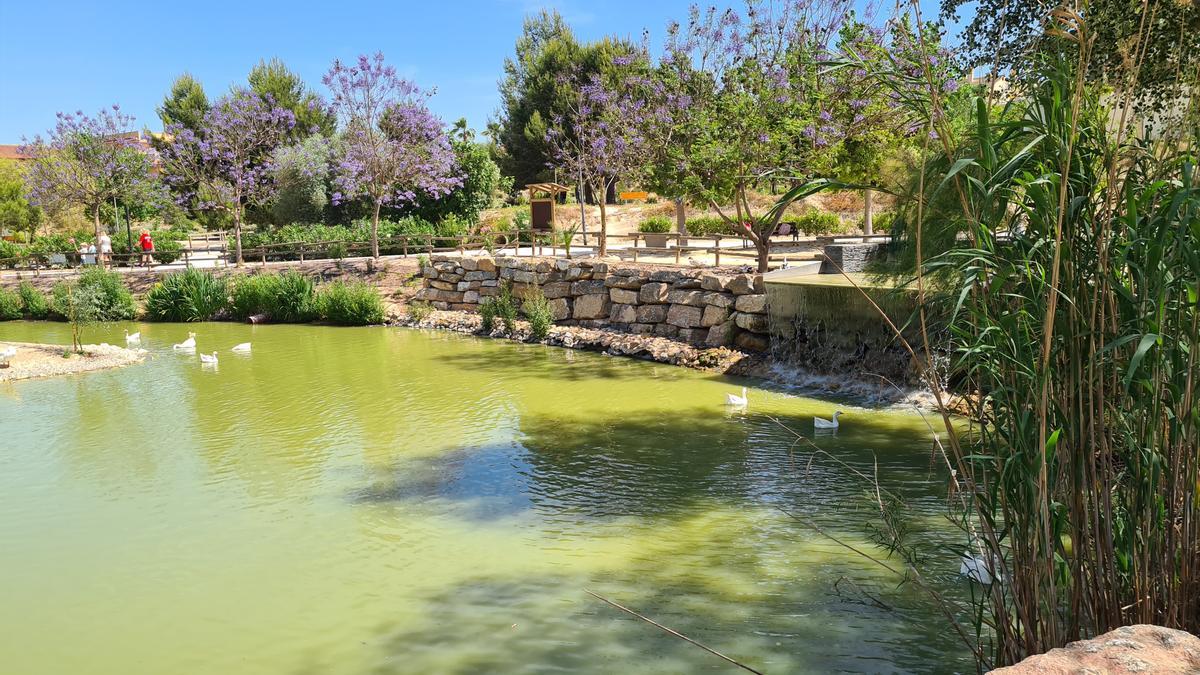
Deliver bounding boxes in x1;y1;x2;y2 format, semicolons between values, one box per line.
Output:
542;281;572;299
610;288;640;305
992;625;1200;675
639;282;671;304
572;280;607;295
609;304;638;324
706;319;737;347
734;294;768;313
727;274;756;295
573;294;610;319
700;274;729;291
667;304;704;328
636;304;669;323
547;298;571;321
702;305;731;327
734;311;769;333
666;289;707;307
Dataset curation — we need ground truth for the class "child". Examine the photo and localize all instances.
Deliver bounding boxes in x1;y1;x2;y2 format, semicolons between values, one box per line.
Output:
139;230;155;266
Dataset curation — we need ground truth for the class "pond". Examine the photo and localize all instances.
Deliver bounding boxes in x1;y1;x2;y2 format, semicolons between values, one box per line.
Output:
0;321;975;674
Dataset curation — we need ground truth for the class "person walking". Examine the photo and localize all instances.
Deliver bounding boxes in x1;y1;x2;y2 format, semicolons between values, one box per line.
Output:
139;230;155;267
98;231;112;268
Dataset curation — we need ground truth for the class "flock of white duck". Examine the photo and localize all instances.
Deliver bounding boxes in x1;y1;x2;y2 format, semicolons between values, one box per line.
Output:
121;329;250;367
727;383;1000;585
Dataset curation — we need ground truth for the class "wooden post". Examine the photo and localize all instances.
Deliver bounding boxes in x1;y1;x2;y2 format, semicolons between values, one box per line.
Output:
427;234;433;255
261;249;267;266
714;236;722;266
675;245;681;265
299;243;305;263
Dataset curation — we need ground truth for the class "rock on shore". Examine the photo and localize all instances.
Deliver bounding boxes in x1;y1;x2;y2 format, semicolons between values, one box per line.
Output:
393;309;766;373
992;625;1200;674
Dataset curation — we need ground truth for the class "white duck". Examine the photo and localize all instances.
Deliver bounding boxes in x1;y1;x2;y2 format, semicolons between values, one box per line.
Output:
0;346;16;367
725;387;748;406
960;551;1000;585
173;332;197;350
199;351;219;365
231;342;252;353
124;329;140;345
813;411;844;429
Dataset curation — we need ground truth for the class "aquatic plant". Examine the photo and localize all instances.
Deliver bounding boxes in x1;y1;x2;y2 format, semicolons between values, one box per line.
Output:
144;269;229;322
479;297;499;333
314;281;383;325
799;9;1200;668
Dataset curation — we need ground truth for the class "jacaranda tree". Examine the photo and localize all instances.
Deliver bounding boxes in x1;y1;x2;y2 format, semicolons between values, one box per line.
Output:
21;106;161;242
162;90;295;264
546;46;665;255
657;0;858;271
324;53;459;258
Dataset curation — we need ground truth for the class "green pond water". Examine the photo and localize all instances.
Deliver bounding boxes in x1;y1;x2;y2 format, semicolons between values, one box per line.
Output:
0;321;974;674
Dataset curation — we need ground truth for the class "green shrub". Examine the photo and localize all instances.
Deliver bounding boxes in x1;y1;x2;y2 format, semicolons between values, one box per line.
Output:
407;301;434;322
145;269;229;322
638;216;673;234
315;281;383;325
18;282;49;319
795;209;844;235
872;211;896;232
495;283;519;334
479;297;498;332
0;240;22;266
685;216;739;236
51;268;134;321
0;287;21;320
228;274;279;321
522;290;554;340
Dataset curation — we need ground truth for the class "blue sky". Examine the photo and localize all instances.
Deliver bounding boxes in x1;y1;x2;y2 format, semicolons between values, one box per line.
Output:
0;0;952;142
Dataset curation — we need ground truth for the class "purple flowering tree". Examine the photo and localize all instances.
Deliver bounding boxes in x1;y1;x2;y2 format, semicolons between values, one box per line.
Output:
20;105;160;242
161;90;295;265
546;49;663;256
658;1;855;272
323;53;459;259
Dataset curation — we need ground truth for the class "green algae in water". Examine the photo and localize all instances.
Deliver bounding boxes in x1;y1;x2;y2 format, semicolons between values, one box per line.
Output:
0;321;974;674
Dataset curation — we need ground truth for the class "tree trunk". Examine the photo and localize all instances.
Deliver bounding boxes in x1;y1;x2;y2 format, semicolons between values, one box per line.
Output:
756;237;770;273
234;208;244;266
863;189;874;235
597;194;608;256
675;198;687;235
92;204;102;243
371;200;382;259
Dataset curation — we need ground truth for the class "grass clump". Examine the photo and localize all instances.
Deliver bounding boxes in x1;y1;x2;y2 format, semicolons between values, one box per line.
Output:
18;282;50;319
315;281;383;326
407;301;434;323
0;287;21;320
522;289;554;341
145;269;229;322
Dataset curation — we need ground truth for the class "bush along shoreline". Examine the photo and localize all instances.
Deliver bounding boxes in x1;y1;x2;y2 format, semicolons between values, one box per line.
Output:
3;268;384;327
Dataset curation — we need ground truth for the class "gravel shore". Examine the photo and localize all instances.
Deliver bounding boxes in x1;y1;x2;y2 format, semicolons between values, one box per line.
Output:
0;341;146;382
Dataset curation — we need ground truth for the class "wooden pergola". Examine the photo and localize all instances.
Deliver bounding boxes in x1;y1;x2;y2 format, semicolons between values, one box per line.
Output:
525;183;571;233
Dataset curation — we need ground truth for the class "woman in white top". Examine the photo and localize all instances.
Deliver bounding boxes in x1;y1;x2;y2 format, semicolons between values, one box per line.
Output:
98;232;112;268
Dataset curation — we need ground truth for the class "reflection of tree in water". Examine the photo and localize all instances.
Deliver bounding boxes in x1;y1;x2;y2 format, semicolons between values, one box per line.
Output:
359;542;974;673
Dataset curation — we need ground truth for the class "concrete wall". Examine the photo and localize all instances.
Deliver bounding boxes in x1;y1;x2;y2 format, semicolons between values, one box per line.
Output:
416;255;771;351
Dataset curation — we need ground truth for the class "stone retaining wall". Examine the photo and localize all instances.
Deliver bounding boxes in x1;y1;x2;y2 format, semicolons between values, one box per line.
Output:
416;255;771;351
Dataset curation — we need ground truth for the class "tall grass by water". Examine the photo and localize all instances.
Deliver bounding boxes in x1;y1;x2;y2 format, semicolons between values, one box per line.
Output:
835;9;1200;668
145;269;229;322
